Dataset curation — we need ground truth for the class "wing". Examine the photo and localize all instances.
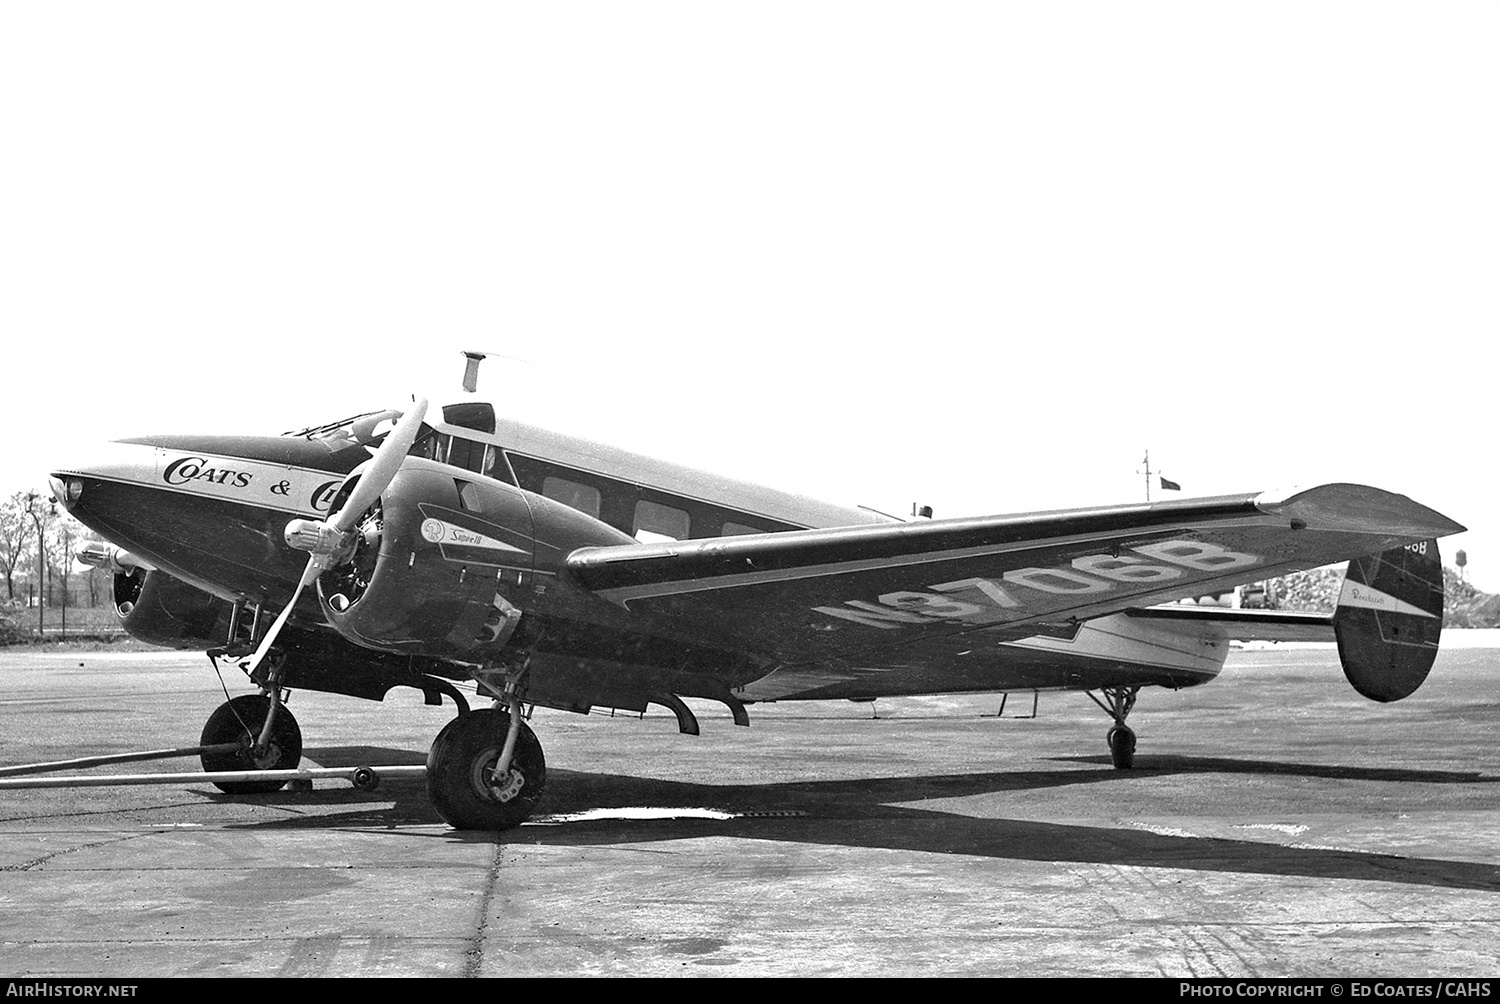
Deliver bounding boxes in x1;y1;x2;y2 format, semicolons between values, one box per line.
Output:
567;483;1462;668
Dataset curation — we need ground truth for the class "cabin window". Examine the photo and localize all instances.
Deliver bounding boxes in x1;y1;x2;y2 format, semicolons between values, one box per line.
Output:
413;431;445;461
721;521;763;536
447;436;479;473
480;445;505;481
542;477;602;518
634;500;690;543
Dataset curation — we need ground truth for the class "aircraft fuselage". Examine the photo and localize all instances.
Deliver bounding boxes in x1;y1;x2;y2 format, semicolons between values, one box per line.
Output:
53;402;1231;712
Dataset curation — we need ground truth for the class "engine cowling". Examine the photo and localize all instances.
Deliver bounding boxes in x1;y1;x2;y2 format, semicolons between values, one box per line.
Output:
316;459;635;659
113;568;236;649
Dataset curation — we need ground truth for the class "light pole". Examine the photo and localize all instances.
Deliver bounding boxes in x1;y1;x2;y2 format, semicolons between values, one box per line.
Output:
61;525;70;638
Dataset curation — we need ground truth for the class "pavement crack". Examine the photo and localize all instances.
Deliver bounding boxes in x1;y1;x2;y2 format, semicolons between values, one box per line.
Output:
463;840;504;978
0;798;208;824
1;829;154;872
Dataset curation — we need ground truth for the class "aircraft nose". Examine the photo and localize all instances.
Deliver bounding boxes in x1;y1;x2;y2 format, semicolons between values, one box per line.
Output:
48;438;321;602
50;442;161;512
48;474;82;507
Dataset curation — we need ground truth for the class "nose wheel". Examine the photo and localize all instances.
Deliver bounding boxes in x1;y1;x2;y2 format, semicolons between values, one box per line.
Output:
1088;686;1139;770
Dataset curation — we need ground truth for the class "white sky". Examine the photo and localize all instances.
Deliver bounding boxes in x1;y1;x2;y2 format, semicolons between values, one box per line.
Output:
3;3;1495;589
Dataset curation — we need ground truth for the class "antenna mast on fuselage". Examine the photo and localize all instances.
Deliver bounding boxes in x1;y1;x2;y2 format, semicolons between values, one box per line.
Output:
461;350;487;393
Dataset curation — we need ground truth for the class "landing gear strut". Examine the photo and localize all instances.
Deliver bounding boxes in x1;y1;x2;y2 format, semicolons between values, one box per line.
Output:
200;650;301;793
426;708;546;830
426;659;546;830
1087;686;1139;769
199;694;302;793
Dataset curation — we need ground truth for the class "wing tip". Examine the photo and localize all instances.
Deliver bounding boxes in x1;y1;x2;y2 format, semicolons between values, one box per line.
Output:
1254;483;1466;538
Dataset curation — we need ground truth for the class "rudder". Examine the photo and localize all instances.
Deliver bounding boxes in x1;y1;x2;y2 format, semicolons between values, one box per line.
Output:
1333;539;1444;702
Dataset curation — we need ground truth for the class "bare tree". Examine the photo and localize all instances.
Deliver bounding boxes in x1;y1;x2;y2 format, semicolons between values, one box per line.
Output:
44;515;67;607
0;492;108;609
43;512;94;609
0;492;38;603
12;491;64;606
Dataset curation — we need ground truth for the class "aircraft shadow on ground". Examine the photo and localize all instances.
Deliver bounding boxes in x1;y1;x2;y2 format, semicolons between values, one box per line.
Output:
223;748;1500;893
195;744;438;826
303;744;427;768
1056;753;1496;785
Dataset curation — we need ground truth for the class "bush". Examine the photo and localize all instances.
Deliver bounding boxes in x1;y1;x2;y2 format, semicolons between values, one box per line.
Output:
0;610;28;645
1264;566;1345;613
1445;569;1500;627
1257;564;1500;628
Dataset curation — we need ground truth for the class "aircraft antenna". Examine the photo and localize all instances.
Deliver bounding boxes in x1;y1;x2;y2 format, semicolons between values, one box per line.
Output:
1139;450;1152;502
461;350;487;393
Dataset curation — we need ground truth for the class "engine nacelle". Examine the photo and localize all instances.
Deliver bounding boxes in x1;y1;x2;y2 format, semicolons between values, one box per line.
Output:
318;460;635;660
113;568;236;649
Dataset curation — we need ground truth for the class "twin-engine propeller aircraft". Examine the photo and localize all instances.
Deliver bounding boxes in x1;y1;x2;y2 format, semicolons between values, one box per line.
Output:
50;359;1465;829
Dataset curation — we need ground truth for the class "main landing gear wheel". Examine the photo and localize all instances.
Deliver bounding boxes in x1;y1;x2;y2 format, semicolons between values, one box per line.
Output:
427;708;546;831
200;694;302;794
1107;725;1137;769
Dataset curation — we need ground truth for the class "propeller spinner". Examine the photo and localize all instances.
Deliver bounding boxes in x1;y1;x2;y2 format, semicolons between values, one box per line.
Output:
242;398;429;675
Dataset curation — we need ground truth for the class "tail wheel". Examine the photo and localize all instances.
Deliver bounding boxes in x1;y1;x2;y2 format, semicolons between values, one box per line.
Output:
200;694;302;794
427;708;546;830
1107;725;1136;769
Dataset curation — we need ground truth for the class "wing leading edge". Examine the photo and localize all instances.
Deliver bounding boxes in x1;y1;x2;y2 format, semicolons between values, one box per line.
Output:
566;484;1462;669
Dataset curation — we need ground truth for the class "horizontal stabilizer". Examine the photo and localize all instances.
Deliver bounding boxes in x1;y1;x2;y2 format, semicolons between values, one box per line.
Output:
1334;539;1444;702
1127;605;1333;643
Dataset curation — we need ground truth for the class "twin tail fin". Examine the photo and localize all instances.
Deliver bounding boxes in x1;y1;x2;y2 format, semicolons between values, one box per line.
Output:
1333;538;1444;702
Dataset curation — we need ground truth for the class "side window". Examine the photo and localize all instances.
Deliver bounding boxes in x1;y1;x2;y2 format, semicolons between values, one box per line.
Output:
721;521;763;536
542;476;602;518
447;436;478;473
634;500;690;543
411;430;446;461
481;445;503;480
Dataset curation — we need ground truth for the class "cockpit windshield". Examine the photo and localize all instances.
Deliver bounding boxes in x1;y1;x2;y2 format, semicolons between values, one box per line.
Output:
286;409;506;481
287;410;404;451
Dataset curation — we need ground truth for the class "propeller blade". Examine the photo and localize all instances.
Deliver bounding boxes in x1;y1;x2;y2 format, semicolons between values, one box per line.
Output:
329;398;428;533
242;556;321;674
245;398;426;676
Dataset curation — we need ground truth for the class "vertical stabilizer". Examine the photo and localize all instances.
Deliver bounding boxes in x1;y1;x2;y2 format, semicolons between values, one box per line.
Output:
1333;539;1444;702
